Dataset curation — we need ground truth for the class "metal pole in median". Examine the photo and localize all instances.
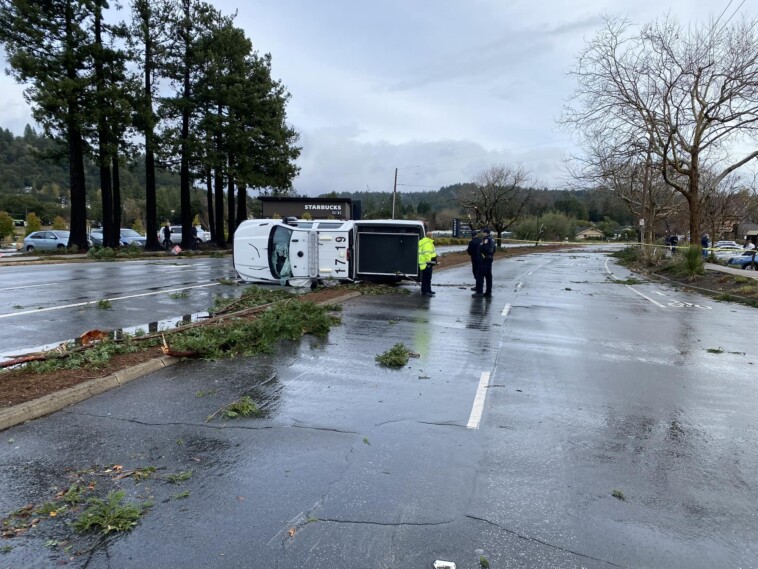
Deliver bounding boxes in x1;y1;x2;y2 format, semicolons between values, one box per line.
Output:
392;167;398;219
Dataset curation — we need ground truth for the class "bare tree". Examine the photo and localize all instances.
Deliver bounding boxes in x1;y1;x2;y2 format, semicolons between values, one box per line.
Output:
457;164;532;246
563;15;758;241
700;174;751;244
569;133;683;243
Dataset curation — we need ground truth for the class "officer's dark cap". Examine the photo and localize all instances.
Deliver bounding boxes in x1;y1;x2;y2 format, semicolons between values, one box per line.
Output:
482;227;491;234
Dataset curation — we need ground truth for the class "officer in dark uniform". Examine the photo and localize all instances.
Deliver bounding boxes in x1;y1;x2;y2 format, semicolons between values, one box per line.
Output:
466;229;482;290
472;227;495;298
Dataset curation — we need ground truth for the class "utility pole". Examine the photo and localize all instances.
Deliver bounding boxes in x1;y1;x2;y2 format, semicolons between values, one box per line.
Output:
392;168;398;219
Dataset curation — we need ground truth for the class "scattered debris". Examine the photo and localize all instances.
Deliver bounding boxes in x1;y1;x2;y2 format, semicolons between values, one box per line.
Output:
375;343;412;367
434;561;456;569
612;489;625;501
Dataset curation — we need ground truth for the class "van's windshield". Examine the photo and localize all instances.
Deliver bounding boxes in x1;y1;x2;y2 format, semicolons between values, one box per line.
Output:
269;225;293;279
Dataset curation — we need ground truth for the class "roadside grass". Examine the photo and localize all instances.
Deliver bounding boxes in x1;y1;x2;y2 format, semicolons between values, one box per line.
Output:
25;337;146;373
170;300;338;360
6;289;340;374
613;245;758;308
212;285;293;314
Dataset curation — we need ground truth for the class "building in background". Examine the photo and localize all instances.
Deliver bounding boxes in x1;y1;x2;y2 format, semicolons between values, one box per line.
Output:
259;197;359;220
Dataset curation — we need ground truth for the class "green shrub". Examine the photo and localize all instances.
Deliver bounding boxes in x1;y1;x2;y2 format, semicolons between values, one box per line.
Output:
0;211;14;241
25;212;42;235
670;246;705;279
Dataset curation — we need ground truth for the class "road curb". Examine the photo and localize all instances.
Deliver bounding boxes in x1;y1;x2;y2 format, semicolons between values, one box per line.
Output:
0;356;178;432
0;291;363;432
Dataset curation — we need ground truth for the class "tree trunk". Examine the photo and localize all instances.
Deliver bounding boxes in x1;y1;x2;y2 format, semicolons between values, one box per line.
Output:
214;165;225;247
689;157;701;243
94;7;113;247
144;38;160;250
179;0;192;250
206;168;214;241
227;157;236;239
236;183;247;227
68;123;88;250
112;151;121;234
99;160;113;245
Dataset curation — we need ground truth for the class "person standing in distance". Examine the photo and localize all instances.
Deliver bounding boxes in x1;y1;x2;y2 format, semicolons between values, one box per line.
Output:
418;229;438;297
162;222;172;250
466;229;482;291
472;227;495;298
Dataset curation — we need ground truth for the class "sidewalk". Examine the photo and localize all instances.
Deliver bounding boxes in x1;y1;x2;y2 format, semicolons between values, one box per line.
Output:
704;262;758;280
0;252;88;264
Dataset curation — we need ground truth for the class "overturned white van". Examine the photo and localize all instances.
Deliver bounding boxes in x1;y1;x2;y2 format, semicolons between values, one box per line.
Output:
233;218;425;287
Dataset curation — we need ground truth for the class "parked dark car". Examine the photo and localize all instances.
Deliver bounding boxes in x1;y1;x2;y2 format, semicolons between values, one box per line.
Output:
90;228;147;247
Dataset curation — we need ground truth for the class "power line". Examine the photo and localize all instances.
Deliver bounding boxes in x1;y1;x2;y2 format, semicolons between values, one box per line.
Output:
718;0;747;32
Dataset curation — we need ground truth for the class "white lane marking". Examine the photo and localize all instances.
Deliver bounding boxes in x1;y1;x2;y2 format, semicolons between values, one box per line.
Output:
0;283;59;292
501;303;511;317
467;371;492;430
654;291;666;296
667;299;712;309
627;285;666;308
604;258;617;280
0;283;219;319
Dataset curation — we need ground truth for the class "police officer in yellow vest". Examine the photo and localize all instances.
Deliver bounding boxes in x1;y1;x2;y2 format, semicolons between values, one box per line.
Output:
418;230;438;297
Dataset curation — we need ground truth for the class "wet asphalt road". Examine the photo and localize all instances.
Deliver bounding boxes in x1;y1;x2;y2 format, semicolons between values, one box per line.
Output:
0;258;239;360
1;248;757;568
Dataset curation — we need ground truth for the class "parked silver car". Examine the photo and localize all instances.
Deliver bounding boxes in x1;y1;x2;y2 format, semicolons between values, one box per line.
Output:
23;230;71;252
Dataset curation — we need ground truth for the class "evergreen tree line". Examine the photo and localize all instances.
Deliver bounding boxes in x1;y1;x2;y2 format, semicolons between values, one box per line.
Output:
0;0;300;250
329;184;636;237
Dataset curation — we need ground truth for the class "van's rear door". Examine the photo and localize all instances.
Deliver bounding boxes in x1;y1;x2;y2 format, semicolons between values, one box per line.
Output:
313;222;352;279
286;227;318;278
354;222;421;280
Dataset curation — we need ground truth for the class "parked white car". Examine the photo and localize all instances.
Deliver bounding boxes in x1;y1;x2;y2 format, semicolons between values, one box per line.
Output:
713;245;744;260
158;225;209;245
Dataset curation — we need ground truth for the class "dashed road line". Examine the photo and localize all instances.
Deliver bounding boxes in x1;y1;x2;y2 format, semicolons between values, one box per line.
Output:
501;303;511;317
626;286;666;308
467;371;492;430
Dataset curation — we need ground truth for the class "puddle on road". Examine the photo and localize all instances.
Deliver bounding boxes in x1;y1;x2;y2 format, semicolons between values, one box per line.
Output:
0;311;211;363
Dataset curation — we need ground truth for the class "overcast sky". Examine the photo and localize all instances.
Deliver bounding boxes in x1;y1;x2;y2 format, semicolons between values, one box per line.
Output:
0;0;743;196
